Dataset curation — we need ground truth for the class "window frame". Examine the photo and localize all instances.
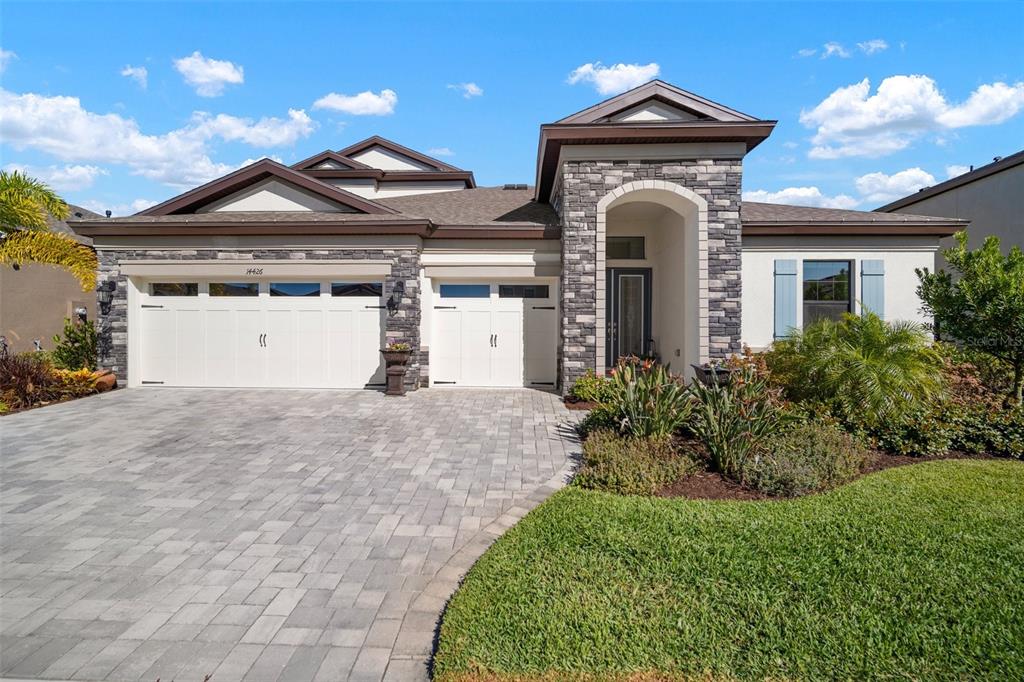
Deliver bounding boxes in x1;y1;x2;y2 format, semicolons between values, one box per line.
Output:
439;284;491;299
607;236;646;260
149;282;199;297
209;282;259;297
801;260;853;327
331;282;383;297
498;284;551;299
269;282;322;297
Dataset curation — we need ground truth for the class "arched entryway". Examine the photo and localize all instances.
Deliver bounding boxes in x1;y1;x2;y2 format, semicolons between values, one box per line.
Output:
595;180;708;374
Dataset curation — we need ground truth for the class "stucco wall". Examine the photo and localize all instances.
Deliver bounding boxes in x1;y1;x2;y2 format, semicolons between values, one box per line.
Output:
0;264;96;354
741;235;940;350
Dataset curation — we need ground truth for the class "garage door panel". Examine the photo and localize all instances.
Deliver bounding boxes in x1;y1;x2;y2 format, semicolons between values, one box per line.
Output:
140;308;176;384
460;310;492;386
205;309;236;386
265;309;296;387
235;309;264;387
296;310;325;388
432;310;463;384
489;309;522;387
174;309;205;386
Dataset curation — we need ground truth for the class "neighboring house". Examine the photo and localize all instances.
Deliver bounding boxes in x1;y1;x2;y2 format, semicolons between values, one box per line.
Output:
69;80;965;392
877;149;1024;266
1;205;100;354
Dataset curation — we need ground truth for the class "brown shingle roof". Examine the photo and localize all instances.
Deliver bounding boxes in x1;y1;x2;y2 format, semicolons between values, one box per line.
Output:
741;201;965;225
378;187;558;227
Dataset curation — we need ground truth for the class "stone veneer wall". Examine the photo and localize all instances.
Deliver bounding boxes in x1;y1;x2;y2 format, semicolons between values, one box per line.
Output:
96;248;422;389
557;158;743;390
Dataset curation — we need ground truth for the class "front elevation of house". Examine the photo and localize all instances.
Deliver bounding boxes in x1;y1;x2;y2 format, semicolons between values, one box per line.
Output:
70;80;965;392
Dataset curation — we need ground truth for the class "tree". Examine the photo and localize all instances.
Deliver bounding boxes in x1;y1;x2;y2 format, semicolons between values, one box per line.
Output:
0;170;97;291
917;231;1024;405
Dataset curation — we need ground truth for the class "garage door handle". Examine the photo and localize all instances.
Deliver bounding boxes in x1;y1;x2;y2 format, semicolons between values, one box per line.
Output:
259;333;266;347
489;334;494;347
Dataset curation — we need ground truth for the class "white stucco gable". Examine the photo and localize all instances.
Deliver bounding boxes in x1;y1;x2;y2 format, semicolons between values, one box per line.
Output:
608;101;701;122
350;146;436;171
199;178;357;213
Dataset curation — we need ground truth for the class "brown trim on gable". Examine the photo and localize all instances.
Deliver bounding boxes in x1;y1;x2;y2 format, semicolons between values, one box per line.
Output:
290;150;374;171
556;80;760;124
336;135;466;173
303;169;476;186
137;159;398;216
535;120;776;201
429;224;561;240
72;218;432;238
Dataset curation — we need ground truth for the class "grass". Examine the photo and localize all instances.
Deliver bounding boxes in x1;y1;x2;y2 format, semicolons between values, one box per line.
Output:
434;460;1024;681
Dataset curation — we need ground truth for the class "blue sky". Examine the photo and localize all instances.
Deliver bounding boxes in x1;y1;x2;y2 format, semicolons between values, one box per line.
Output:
2;1;1022;215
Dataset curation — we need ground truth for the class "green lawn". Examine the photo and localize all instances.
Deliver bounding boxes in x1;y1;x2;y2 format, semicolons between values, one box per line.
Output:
435;460;1024;681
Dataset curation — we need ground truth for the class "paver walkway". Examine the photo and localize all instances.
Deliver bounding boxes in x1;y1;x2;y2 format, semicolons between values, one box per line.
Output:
0;388;578;681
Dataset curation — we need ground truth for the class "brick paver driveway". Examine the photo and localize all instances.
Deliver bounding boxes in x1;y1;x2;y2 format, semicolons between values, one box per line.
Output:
0;388;578;681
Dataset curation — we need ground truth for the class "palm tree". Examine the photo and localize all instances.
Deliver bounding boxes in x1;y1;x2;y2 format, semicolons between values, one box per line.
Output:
0;170;97;291
766;312;943;427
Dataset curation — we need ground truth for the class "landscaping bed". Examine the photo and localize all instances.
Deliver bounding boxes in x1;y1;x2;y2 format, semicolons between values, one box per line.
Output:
434;460;1024;681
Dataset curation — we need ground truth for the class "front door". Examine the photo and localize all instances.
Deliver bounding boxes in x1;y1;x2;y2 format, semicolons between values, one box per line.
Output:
606;268;652;367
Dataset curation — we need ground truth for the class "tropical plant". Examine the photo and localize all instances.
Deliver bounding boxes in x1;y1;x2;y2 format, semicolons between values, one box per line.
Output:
690;363;790;480
917;231;1024;405
51;318;99;370
765;312;943;428
0;170;97;291
384;341;411;351
0;352;61;409
601;357;693;438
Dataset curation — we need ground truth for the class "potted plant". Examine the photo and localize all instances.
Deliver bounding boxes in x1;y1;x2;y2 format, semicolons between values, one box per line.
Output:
691;359;734;386
381;342;413;396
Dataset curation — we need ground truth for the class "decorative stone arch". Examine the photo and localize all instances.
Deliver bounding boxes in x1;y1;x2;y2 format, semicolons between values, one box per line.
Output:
595;179;709;372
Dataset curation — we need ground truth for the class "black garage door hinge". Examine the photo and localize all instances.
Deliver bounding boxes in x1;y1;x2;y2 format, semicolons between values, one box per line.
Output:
532;306;555;310
433;306;456;310
141;380;164;385
364;305;386;309
433;380;457;384
141;304;163;309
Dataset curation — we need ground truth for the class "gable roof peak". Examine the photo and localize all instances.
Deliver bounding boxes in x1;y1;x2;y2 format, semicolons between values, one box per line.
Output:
556;79;760;124
336;135;465;172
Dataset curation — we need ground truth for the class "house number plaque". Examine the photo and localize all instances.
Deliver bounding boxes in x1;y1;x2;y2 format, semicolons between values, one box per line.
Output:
245;268;264;275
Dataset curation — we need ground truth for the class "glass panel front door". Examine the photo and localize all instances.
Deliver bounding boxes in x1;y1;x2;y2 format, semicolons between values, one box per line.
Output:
606;268;652;366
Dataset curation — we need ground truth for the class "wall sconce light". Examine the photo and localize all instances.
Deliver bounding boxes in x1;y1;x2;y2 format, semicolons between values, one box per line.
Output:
74;306;88;322
97;281;116;315
386;279;406;317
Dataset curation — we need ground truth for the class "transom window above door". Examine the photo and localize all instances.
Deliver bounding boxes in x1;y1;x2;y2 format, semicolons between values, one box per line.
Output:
210;282;258;297
498;284;550;299
607;236;645;260
803;261;851;326
270;282;320;297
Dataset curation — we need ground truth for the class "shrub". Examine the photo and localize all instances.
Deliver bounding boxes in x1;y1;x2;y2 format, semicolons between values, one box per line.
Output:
766;312;943;429
744;421;871;497
602;358;693;438
51;317;98;370
576;405;618;437
690;363;790;480
574;428;698;496
568;369;615;404
0;352;62;408
54;368;99;398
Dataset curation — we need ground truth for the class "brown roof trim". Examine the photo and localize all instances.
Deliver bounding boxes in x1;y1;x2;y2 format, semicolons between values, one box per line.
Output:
743;223;963;237
290;150;374;171
138;159;398;216
302;168;476;187
557;80;760;124
336;135;465;173
876;148;1024;212
71;218;432;238
535;120;776;201
430;224;561;240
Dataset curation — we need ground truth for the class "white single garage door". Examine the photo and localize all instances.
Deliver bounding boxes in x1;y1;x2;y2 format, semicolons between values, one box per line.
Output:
431;282;557;388
138;281;385;388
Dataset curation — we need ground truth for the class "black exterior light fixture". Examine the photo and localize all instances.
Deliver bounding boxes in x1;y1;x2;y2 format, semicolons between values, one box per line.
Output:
97;281;116;315
386;279;406;317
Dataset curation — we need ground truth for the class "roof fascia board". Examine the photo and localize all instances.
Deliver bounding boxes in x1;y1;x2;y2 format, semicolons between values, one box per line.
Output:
876;149;1024;212
290;150;374;171
138;160;398;216
336;136;466;172
742;224;962;237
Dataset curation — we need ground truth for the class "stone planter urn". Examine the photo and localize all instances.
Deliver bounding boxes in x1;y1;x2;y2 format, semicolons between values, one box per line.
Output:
381;345;413;396
691;363;734;387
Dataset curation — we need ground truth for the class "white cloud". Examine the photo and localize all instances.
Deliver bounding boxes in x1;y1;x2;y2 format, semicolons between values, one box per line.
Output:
854;167;935;203
0;89;316;188
0;48;16;73
857;39;889;55
800;75;1024;158
447;82;483;98
312;89;397;115
120;65;148;89
743;186;860;209
946;164;971;178
427;147;454;157
81;198;158;217
3;163;108;191
821;42;851;59
796;48;817;58
566;62;660;95
173;51;244;97
190;109;316;147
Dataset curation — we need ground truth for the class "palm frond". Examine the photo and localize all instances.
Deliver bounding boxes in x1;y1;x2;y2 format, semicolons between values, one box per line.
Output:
0;231;97;291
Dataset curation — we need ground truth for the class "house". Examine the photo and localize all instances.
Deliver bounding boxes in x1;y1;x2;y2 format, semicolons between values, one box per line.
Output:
877;149;1023;266
69;80;966;392
1;204;100;354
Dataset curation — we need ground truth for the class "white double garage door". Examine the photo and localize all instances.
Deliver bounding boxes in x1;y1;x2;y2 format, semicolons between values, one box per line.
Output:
135;278;557;389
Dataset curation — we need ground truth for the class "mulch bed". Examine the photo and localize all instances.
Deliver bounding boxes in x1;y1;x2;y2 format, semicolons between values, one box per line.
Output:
564;398;598;411
656;449;997;502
